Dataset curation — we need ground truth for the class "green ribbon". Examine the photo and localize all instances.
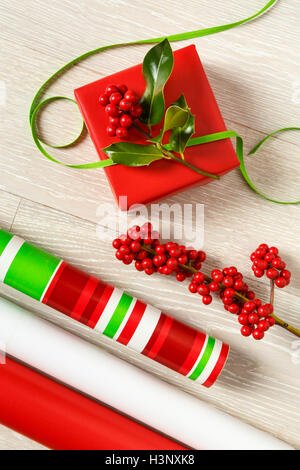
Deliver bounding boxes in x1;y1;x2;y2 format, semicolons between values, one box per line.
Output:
30;0;299;204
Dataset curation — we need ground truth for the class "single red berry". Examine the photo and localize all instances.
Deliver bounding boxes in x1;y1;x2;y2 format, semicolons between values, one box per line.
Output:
162;265;172;275
228;303;240;314
224;288;235;298
272;257;282;268
250;253;257;261
197;251;206;262
269;246;279;256
202;295;212;305
241;325;252;337
130;104;143;118
254;268;264;278
193;272;205;284
223;276;234;287
228;266;237;276
145;267;155;275
99;94;109;106
176;272;186;282
266;268;279;280
252;328;264;340
134;260;144;271
255;248;266;258
265;316;275;327
106;125;117;137
105;104;119;117
112;238;122;249
137;250;147;260
188;250;198;260
243;301;256;312
223;296;233;306
119;99;132;111
124;90;138;104
120;244;131;255
264;252;275;263
275;277;286;288
264;303;274;315
281;269;291;280
116;127;129;139
247;291;255;300
142;258;153;269
105;84;119;96
115;250;123;260
178;255;188;265
167;258;178;270
120;114;133;128
117;84;128;95
108;116;120;127
158;266;165;274
155;244;166;255
209;281;219;292
189;282;198;293
193;260;202;270
278;261;286;270
211;269;224;282
258;306;267;317
169;247;181;258
130;241;141;253
152;255;163;267
120;234;132;244
254;298;262;308
109;92;123;105
248;312;259;324
259;243;269;251
123;254;134;264
197;284;210;296
143;236;153;245
257;320;269;332
223;267;230;276
238;313;249;325
234;279;244;291
255;259;268;270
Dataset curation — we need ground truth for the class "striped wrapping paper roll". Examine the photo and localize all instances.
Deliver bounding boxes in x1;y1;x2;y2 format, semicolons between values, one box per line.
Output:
0;229;228;387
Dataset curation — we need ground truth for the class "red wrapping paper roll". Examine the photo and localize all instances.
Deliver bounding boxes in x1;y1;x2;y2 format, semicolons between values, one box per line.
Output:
0;358;186;450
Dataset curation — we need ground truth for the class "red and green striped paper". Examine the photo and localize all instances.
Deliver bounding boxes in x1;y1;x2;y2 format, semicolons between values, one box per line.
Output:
0;229;229;387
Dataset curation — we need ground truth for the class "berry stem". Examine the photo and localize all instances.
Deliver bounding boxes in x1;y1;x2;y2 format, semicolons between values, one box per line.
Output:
140;242;300;338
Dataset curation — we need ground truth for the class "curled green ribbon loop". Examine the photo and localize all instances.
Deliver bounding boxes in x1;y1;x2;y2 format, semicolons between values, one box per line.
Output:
29;0;299;204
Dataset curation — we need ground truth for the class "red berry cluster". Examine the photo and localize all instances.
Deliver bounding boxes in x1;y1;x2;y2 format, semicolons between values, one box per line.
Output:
113;223;205;280
112;224;291;341
99;84;143;139
250;243;291;288
209;267;275;340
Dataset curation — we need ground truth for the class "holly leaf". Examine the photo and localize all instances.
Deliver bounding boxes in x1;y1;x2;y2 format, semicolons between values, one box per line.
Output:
169;94;195;156
102;142;164;167
139;39;174;127
150;104;189;144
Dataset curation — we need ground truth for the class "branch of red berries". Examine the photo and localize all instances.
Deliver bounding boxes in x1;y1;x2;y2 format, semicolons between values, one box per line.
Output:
112;223;300;340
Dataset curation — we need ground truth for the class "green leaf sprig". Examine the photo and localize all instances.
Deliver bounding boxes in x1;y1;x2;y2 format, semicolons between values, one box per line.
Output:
103;39;219;179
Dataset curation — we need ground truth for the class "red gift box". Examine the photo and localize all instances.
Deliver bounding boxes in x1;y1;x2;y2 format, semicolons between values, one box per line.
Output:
74;45;239;210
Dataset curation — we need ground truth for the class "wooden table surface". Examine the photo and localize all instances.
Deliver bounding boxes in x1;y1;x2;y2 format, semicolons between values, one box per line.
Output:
0;0;299;450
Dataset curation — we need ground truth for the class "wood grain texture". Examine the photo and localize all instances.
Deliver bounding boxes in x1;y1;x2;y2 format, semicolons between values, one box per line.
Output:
0;0;299;450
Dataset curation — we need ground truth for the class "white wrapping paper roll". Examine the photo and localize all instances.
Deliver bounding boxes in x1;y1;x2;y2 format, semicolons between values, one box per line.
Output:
0;297;292;450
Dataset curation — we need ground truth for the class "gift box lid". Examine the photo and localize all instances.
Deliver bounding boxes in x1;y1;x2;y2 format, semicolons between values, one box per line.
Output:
74;45;239;210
